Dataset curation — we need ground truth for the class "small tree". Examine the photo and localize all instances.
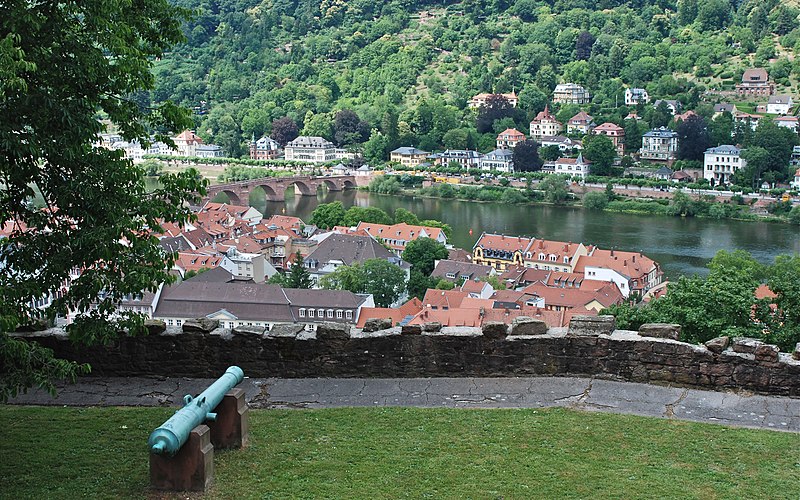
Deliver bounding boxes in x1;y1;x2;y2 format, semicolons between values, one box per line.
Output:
270;117;299;147
309;201;346;229
676;115;710;161
402;238;449;276
583;135;616;176
512;139;543;172
285;251;313;289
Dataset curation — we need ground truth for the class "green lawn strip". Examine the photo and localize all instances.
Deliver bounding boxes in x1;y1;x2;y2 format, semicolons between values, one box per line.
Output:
1;406;798;499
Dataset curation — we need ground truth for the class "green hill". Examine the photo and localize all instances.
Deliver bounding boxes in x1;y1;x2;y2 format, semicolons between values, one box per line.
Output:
151;0;800;157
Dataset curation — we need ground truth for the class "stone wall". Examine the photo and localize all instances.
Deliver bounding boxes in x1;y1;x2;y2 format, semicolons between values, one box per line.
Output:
16;316;800;397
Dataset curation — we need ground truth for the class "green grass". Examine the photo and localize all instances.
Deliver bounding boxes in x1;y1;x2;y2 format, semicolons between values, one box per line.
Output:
1;406;799;499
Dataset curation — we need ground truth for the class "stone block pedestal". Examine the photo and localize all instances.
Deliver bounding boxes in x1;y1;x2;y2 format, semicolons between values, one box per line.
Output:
150;425;214;492
209;388;250;450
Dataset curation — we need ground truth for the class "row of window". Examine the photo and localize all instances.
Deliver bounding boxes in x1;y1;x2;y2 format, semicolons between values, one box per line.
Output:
298;308;352;320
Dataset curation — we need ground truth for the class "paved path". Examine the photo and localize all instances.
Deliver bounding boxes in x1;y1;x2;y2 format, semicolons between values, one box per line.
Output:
9;376;800;432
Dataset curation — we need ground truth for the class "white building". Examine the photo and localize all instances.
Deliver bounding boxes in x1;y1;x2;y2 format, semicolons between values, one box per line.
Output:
430;150;482;169
195;144;225;158
553;153;590;179
791;168;800;190
640;127;678;162
529;105;563;139
220;248;276;283
704;145;745;186
624;88;649;106
479;149;514;173
767;95;793;115
775;116;799;132
284;136;336;163
541;135;583;152
249;136;281;160
552;83;590;105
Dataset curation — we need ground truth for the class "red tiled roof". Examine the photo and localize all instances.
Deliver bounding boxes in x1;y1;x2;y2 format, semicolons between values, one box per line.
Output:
421;289;469;310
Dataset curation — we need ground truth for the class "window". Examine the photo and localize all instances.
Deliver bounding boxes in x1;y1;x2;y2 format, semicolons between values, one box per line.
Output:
336;310;343;319
167;319;173;326
228;322;234;328
549;255;557;262
308;309;314;318
299;308;306;318
446;272;456;279
176;319;182;326
318;309;324;317
327;309;334;318
346;310;353;320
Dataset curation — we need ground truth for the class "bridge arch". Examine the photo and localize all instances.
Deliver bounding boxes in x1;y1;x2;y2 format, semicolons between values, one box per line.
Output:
253;183;281;202
321;178;342;191
211;189;243;205
288;180;315;196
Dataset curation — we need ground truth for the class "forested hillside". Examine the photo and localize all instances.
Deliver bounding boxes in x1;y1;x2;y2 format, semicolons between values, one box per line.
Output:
151;0;800;159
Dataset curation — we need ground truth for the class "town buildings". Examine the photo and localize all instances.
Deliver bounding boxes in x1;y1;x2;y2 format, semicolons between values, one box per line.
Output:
496;128;526;150
591;123;625;157
429;149;482;168
540;135;582;152
767;95;793;115
775;116;799;132
479;149;514;172
624;88;649;106
468;91;519;108
390;146;430;167
249;136;281;160
303;233;409;285
552;83;590;104
703;145;745;185
653;99;681;115
529;105;563;139
356;222;447;255
736;68;775;96
639;127;679;162
284;136;336;163
566;111;595;135
553;154;591;179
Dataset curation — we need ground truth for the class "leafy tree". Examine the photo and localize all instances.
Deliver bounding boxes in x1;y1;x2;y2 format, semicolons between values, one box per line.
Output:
623;120;644;154
697;0;731;31
677;0;698;25
320;259;406;307
709;112;734;147
539;145;562;162
363;130;390;164
402;238;449;276
481;275;506;291
575;31;595;61
538;175;570;205
666;190;696;216
407;270;437;300
735;147;770;190
582;192;609;210
476;94;515;134
141;159;164;177
512;140;543;172
333;109;370;146
285;251;313;289
309;201;347;229
676;115;710;162
583;135;616;176
342;206;393;226
271;117;299;147
394;208;421;226
650;101;673;129
752;120;799;180
0;0;205;400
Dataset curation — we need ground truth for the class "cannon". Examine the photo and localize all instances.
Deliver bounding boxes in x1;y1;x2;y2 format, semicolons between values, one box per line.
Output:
148;366;244;456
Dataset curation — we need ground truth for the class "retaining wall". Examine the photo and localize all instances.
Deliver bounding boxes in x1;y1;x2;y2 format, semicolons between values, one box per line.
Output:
16;317;800;397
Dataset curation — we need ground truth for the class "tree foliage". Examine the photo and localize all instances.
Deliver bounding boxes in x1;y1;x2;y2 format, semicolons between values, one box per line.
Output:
676;115;710;162
0;0;206;401
320;259;406;307
583;135;616;176
512;140;543;172
402;238;449;276
270;117;299;147
309;201;347;229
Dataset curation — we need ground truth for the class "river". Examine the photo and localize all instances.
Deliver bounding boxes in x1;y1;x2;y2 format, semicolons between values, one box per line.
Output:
236;188;799;279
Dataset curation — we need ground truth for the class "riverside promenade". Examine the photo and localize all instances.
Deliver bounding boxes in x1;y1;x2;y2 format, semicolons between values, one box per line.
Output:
10;376;800;433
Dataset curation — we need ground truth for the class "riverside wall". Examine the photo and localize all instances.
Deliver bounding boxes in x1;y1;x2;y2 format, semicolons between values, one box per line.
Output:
16;316;800;397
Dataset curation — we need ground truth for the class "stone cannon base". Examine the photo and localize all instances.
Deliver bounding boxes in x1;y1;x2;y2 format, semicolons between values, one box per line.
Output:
209;388;249;450
150;425;214;492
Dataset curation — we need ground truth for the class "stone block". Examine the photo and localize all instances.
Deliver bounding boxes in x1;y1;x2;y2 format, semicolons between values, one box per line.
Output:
232;325;266;336
363;318;393;333
183;318;219;334
401;324;422;335
638;323;681;340
509;316;548;336
793;343;800;361
317;322;350;340
754;343;780;363
267;323;305;338
568;315;615;336
704;336;729;354
144;319;167;335
150;425;214;492
732;337;762;354
482;321;508;339
208;388;249;450
422;322;442;333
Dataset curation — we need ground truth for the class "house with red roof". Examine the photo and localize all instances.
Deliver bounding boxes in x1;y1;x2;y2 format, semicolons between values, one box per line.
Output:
591;122;625;157
572;249;662;298
496;128;526;150
566;111;595;135
529;105;563;139
356;222;447;255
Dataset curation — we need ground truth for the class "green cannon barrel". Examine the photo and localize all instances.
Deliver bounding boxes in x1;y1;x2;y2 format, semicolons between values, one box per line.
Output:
148;366;244;456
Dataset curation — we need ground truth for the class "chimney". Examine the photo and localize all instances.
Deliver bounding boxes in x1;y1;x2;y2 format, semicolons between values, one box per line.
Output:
610;249;614;257
632;255;636;263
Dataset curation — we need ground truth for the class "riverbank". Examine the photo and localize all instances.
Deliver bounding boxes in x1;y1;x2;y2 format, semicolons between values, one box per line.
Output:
365;181;798;226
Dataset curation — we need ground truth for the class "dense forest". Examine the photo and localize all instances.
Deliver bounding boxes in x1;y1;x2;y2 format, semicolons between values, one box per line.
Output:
150;0;800;166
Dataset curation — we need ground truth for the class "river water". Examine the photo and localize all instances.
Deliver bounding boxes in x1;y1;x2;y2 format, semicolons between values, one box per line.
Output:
238;188;799;279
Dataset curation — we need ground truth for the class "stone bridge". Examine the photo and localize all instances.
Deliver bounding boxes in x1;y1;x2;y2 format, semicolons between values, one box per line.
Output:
205;175;356;204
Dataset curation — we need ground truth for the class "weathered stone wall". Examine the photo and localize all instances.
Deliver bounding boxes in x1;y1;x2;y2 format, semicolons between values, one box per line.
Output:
16;317;800;397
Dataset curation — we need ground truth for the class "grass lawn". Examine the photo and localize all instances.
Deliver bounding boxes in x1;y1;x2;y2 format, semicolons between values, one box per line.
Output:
1;406;799;499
